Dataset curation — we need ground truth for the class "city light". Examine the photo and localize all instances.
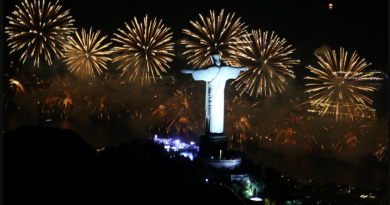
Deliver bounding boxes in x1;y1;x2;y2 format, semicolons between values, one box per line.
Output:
250;197;263;201
190;141;195;145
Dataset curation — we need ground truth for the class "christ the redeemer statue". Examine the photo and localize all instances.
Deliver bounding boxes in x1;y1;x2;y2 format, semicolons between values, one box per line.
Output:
182;54;247;135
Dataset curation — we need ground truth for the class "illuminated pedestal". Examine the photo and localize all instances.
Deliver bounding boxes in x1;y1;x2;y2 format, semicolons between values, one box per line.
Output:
198;135;242;170
200;158;241;170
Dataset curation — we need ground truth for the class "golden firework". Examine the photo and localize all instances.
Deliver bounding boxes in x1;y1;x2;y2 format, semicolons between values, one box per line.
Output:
375;137;388;162
84;74;125;121
63;27;113;77
305;47;376;121
111;15;175;85
4;61;43;110
41;77;79;118
273;114;306;145
5;0;76;67
9;79;25;94
230;29;300;97
332;117;369;151
153;89;202;135
182;9;248;68
225;96;259;143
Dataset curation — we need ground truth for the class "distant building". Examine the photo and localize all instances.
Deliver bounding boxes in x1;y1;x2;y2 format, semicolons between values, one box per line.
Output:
130;75;176;84
231;174;249;182
337;70;386;81
304;102;377;120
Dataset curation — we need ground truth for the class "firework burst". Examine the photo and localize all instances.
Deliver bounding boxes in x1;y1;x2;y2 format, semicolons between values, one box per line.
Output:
182;9;248;68
63;27;113;77
84;74;125;121
375;136;388;162
304;47;376;121
152;89;202;135
9;79;26;94
272;114;307;145
40;77;79;118
225;96;259;143
230;29;300;97
5;0;76;67
111;15;175;85
332;117;369;151
3;61;43;110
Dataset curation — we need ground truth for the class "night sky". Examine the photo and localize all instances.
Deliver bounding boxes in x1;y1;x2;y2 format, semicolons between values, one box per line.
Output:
3;0;387;76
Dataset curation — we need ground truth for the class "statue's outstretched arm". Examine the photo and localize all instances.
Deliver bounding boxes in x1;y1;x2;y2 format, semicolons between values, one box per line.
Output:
239;67;248;71
181;69;193;74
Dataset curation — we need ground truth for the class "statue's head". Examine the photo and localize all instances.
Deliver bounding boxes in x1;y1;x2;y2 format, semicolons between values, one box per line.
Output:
210;53;221;67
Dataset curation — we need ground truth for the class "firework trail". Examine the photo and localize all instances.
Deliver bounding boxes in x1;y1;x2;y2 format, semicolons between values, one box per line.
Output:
225;95;259;143
257;97;320;154
5;0;76;67
272;114;307;145
111;15;175;85
331;117;370;152
63;27;113;77
84;74;125;121
39;77;79;118
229;29;300;97
375;136;388;162
3;61;42;110
182;9;248;68
152;89;202;135
304;47;376;121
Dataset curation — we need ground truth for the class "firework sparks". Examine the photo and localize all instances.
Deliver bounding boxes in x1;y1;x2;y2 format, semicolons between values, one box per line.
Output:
152;89;202;135
273;114;306;145
225;96;259;143
304;47;376;121
332;117;369;151
9;79;25;94
84;74;125;121
40;77;79;118
182;9;248;68
375;137;388;162
3;61;43;110
5;0;76;67
111;15;175;85
63;27;113;77
230;29;300;97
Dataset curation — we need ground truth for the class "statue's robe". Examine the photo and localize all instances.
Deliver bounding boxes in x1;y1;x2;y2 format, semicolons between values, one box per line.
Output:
190;66;242;134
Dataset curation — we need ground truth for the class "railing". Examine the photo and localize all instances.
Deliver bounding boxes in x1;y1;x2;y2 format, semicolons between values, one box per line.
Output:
201;159;241;163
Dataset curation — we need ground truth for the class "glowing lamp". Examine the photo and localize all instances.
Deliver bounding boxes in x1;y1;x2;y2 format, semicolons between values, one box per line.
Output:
190;141;195;145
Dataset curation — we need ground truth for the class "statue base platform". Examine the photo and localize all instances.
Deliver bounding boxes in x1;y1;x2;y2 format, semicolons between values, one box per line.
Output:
198;134;228;158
